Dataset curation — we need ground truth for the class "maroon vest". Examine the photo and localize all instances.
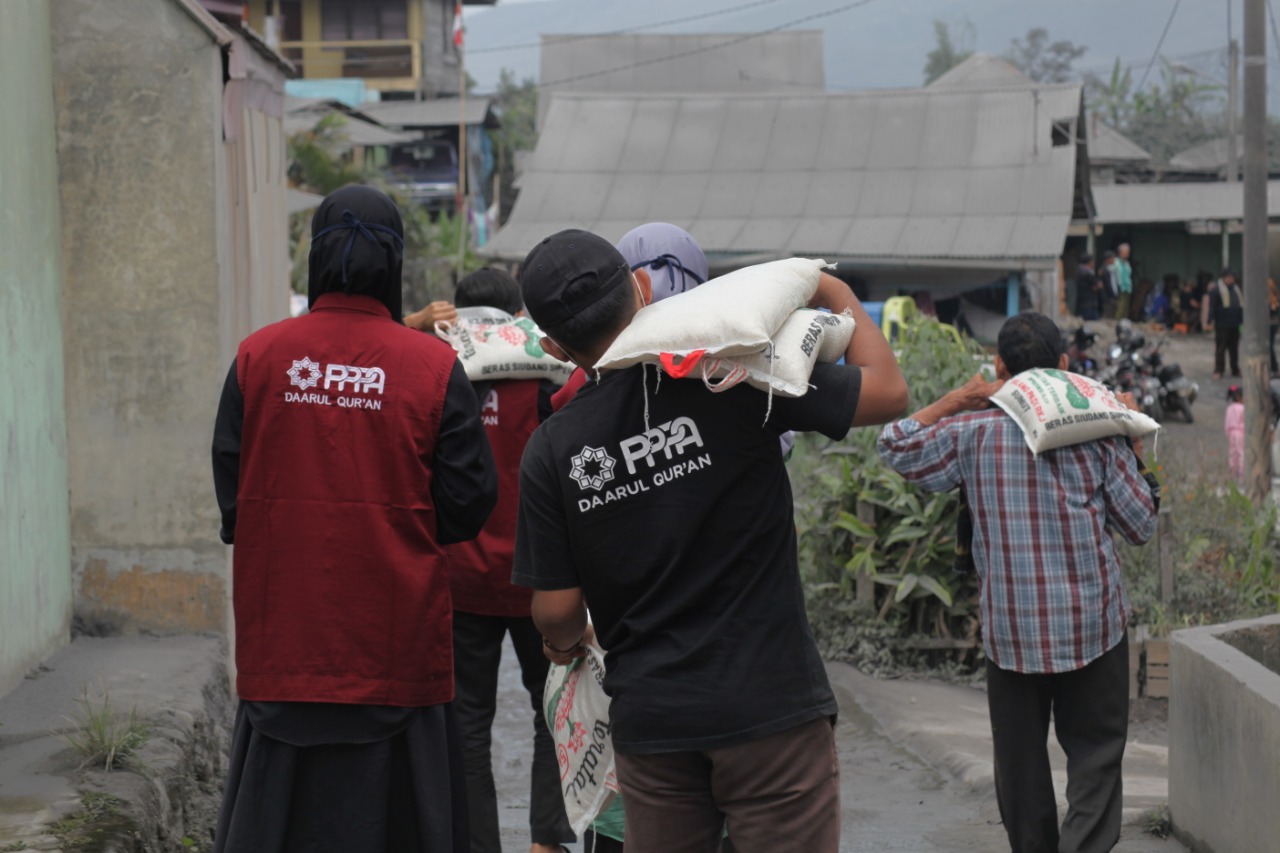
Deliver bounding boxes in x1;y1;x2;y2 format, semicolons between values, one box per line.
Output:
448;379;540;616
233;293;459;706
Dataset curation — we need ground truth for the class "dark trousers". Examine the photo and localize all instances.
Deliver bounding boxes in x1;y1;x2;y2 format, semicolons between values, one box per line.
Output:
987;638;1129;853
452;611;573;852
613;716;840;853
1215;324;1241;376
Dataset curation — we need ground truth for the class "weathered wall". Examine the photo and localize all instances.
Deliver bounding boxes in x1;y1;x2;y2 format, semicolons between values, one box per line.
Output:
0;1;75;696
1170;614;1280;853
51;0;229;634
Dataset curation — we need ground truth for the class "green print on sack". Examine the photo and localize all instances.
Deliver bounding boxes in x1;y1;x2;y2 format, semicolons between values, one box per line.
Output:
516;317;548;359
1043;369;1091;410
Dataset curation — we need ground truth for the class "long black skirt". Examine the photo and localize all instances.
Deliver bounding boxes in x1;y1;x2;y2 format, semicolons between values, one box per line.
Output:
213;700;468;853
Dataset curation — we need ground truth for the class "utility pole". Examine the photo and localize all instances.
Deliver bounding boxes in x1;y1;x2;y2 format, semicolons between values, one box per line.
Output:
1243;0;1271;503
1228;37;1240;184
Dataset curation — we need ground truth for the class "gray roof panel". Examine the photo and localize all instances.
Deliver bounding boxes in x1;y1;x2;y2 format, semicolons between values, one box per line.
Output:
1093;180;1280;223
486;87;1083;267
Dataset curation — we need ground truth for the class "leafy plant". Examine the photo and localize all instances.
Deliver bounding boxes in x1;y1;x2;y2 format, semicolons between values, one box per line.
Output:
796;319;990;667
60;686;149;772
1121;470;1280;632
1144;803;1172;839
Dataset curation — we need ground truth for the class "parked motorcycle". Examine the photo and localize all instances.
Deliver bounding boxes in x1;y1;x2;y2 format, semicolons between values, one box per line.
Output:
1101;323;1163;421
1064;326;1102;378
1144;336;1197;423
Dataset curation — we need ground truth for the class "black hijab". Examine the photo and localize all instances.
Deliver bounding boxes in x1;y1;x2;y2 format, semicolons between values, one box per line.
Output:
308;185;405;322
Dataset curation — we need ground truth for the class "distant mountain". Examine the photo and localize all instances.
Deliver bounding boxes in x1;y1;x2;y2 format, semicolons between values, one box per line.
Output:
463;0;1243;98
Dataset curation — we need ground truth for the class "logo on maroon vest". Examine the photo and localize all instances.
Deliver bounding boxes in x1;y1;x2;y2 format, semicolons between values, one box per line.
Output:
569;446;617;491
288;357;323;390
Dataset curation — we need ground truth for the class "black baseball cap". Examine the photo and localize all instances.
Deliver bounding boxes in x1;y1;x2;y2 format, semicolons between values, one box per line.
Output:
520;229;631;328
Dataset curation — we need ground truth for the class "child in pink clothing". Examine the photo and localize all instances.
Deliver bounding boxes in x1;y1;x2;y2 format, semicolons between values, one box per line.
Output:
1225;385;1245;484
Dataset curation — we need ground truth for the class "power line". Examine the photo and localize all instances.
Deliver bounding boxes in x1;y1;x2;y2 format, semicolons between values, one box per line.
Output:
537;0;882;90
467;0;792;55
1268;0;1280;66
1137;0;1184;91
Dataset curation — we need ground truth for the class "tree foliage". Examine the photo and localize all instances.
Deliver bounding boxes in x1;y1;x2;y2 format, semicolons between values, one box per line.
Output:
1085;58;1223;163
489;69;539;225
1005;27;1086;83
922;19;974;85
284;113;484;300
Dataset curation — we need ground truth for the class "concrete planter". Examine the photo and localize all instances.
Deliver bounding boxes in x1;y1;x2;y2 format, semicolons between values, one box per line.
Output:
1169;614;1280;853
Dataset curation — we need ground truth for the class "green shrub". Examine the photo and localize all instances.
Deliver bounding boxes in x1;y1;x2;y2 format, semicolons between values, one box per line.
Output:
795;319;990;671
1120;469;1280;634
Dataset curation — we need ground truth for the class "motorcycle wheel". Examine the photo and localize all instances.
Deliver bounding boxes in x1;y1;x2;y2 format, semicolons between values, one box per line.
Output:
1146;400;1164;423
1178;397;1194;424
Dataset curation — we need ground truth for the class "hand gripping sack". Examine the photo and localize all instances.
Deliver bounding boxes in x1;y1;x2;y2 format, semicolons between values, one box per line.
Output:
595;258;832;370
701;309;855;398
989;368;1159;455
436;308;575;384
544;641;619;836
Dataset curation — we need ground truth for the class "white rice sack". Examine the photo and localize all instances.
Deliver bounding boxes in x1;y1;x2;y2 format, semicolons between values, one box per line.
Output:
436;310;574;384
596;258;831;370
702;309;855;398
989;368;1159;455
544;640;619;837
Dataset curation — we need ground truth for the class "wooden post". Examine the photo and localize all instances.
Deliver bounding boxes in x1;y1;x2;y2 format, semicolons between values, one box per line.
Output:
1243;0;1272;504
855;500;875;605
1158;506;1174;609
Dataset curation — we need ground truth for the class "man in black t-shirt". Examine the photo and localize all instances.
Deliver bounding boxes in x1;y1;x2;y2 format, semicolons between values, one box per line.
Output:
512;230;907;852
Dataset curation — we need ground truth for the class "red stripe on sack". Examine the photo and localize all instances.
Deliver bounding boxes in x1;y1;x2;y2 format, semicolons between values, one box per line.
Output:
660;350;706;378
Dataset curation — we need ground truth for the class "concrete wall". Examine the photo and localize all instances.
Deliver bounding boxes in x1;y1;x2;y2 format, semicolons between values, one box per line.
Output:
0;1;74;696
51;0;229;634
1170;614;1280;853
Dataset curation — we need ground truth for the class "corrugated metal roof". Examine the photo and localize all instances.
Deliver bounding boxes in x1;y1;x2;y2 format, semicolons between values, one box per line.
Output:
537;31;824;127
287;187;325;215
1088;119;1151;163
486;86;1084;268
1092;180;1280;223
927;53;1032;90
1169;135;1241;171
361;98;498;129
284;112;420;147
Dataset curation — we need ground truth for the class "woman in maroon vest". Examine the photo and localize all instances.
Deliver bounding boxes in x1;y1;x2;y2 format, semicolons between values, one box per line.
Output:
211;185;497;853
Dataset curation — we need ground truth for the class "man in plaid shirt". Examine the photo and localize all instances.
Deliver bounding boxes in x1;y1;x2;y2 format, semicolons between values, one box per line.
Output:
878;312;1159;853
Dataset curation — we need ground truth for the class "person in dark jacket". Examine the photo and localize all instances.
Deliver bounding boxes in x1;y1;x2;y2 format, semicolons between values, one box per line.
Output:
1207;268;1244;379
211;185;498;853
1098;251;1118;322
1075;254;1101;320
442;268;574;853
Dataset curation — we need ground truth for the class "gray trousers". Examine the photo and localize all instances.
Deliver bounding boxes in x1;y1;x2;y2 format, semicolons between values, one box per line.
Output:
987;637;1129;853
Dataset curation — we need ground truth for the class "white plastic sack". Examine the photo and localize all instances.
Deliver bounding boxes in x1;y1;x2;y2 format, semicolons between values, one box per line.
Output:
436;309;574;384
596;258;831;370
989;368;1159;455
701;309;855;398
544;640;619;836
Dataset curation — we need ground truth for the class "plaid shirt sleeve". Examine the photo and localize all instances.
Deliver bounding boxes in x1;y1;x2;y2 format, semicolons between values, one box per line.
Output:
876;417;963;493
1100;436;1159;545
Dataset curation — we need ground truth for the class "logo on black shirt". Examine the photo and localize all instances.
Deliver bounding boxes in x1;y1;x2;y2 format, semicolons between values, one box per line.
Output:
569;446;617;491
619;417;704;475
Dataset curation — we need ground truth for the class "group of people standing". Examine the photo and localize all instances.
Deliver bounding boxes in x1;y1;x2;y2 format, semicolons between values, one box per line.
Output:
1074;248;1276;379
210;184;1159;853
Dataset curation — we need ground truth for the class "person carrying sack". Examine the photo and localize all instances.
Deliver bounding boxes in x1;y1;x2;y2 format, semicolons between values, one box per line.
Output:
878;312;1160;853
512;229;907;853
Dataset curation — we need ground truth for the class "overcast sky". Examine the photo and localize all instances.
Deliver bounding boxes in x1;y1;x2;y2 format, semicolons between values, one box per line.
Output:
462;0;1259;101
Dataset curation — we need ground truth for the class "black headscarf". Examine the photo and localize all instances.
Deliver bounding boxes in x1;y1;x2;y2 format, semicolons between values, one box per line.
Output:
308;185;405;322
